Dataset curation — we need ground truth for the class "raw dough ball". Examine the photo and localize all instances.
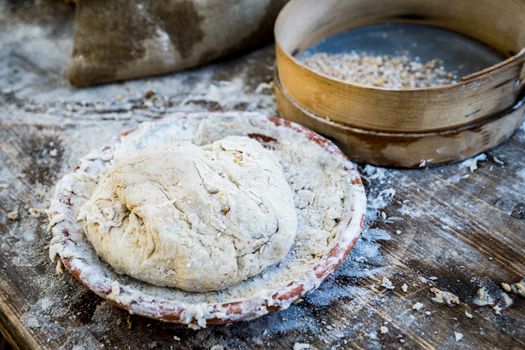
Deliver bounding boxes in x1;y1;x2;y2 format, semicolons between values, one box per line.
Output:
80;136;297;292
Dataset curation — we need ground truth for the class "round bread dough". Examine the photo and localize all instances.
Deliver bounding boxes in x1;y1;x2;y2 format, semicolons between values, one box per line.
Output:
80;136;297;292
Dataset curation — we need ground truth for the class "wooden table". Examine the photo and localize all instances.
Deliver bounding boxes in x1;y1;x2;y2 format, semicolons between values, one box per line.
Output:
1;2;524;349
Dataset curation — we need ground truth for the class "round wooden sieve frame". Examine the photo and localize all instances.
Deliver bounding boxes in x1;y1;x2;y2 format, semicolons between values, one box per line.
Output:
275;0;525;132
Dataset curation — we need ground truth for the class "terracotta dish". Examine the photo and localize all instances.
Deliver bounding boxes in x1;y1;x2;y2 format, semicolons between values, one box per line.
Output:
48;112;366;328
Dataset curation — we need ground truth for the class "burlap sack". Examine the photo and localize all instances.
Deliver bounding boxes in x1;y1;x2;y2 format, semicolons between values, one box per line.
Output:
68;0;287;86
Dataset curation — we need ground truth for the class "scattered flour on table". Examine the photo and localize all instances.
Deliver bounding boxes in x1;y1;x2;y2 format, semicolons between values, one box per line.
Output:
454;332;464;342
293;342;311;350
304;228;391;307
458;153;487;172
361;165;396;223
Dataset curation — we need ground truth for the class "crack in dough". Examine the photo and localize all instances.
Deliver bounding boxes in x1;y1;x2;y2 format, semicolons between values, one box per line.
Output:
79;136;297;292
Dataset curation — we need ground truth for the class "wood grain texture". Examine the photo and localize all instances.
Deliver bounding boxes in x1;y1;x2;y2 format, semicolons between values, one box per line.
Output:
0;2;524;349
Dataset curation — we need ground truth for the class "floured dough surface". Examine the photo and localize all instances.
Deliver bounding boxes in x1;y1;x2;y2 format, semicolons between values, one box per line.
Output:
80;136;297;292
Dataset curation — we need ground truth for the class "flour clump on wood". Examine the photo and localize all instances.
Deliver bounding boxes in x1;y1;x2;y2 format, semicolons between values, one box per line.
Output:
80;136;297;292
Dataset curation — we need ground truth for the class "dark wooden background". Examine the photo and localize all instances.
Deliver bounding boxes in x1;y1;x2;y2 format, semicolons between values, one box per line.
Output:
0;1;524;349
